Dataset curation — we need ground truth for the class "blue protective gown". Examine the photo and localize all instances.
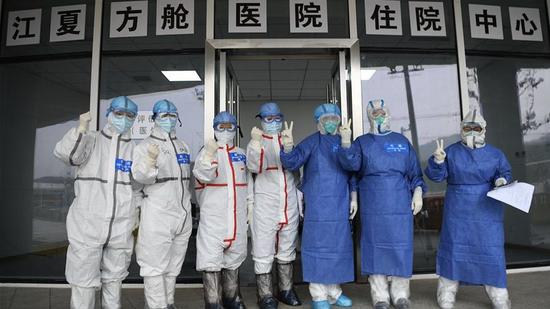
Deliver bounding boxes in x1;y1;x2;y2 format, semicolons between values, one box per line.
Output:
338;132;426;278
280;132;354;284
424;142;512;288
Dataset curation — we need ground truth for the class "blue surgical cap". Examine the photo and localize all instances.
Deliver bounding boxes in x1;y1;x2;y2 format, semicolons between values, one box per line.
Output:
213;111;237;128
106;96;138;117
256;102;283;119
152;99;178;120
313;103;341;123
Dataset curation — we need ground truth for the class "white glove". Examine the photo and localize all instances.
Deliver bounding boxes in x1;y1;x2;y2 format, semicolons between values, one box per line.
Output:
203;138;219;163
145;143;160;168
350;191;358;219
281;121;294;153
412;186;423;215
247;200;254;225
297;190;304;219
251;127;263;142
133;207;140;231
433;139;446;164
340;118;352;149
495;177;507;187
78;111;91;133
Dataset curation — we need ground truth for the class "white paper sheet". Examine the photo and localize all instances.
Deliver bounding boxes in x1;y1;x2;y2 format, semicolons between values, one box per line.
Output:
487;181;535;213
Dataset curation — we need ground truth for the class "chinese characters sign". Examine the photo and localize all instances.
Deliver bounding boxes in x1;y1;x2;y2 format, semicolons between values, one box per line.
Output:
228;0;267;33
365;0;403;36
509;7;542;42
289;0;328;33
6;9;41;46
468;4;503;40
50;5;86;42
408;1;446;37
156;0;194;36
110;1;148;38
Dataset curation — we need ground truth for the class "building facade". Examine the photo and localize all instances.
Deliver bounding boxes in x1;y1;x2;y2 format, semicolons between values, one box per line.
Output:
1;0;550;284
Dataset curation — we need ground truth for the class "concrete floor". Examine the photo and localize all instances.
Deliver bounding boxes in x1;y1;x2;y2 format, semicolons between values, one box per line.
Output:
1;271;549;308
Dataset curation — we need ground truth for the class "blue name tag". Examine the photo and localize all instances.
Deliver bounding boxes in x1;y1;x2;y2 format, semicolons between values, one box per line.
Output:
115;158;132;172
230;152;246;163
177;153;190;164
384;142;408;153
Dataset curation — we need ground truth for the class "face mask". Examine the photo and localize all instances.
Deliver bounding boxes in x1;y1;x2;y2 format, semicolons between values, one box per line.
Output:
323;121;339;135
462;131;485;149
374;115;386;126
109;113;134;134
261;121;282;134
215;130;235;145
156;118;177;133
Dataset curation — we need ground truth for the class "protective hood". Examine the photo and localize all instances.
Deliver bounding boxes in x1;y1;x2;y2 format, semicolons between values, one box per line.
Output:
461;109;486;149
367;99;391;135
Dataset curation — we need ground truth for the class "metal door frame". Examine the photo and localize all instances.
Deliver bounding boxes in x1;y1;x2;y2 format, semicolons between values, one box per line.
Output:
203;0;363;142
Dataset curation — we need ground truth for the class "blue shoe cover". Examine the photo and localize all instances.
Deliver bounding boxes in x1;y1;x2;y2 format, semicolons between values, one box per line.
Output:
312;300;331;309
334;294;352;307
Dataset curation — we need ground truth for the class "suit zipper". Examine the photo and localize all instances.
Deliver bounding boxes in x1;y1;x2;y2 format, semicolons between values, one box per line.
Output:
104;135;121;247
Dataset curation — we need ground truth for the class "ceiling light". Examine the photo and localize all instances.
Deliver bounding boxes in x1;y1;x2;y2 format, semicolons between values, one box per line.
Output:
361;69;376;80
162;70;201;82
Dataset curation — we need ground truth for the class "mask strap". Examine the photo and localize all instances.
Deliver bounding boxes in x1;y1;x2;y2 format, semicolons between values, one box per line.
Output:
178;117;182;127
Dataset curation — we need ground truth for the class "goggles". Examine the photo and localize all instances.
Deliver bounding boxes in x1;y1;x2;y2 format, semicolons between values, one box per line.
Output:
158;112;178;120
215;122;237;132
262;115;283;123
112;110;136;120
370;108;387;118
319;114;341;123
462;124;483;133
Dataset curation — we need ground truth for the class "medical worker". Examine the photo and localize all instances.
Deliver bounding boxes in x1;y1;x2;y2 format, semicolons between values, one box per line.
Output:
280;103;356;309
54;96;141;309
133;100;192;309
425;110;512;309
338;99;425;309
193;111;252;309
247;102;302;309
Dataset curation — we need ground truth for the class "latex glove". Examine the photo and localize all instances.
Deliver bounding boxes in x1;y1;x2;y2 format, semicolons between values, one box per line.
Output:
349;191;358;219
203;138;219;163
281;121;294;153
247;200;254;225
78;111;91;133
411;186;423;215
340;118;353;149
495;177;507;187
133;207;140;231
297;190;304;219
433;139;446;164
145;143;160;168
251;127;263;142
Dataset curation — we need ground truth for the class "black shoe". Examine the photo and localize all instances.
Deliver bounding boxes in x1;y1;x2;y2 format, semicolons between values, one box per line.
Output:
205;304;224;309
277;289;302;306
258;296;279;309
223;296;246;309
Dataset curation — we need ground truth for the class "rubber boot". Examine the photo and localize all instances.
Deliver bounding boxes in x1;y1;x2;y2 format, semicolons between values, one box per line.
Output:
256;273;278;309
276;261;301;306
222;268;246;309
165;276;178;309
203;271;223;309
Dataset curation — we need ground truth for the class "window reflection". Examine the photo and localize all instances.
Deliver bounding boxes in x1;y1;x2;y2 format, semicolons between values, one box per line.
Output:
360;54;461;272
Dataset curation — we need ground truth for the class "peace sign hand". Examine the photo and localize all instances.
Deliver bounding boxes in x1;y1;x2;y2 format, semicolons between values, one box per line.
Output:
340;118;352;148
433;139;446;164
281;121;294;153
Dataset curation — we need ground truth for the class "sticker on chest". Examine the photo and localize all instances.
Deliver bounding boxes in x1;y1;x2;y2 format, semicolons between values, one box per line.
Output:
331;143;340;153
115;158;132;172
384;142;408;153
230;152;247;163
177;153;190;164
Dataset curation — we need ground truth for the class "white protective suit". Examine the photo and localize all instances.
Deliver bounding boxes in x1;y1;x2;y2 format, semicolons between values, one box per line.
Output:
193;143;252;271
246;133;300;274
133;126;193;309
54;124;141;309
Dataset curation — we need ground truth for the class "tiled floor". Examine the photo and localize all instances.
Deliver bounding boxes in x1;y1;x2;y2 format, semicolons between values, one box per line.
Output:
1;270;549;308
